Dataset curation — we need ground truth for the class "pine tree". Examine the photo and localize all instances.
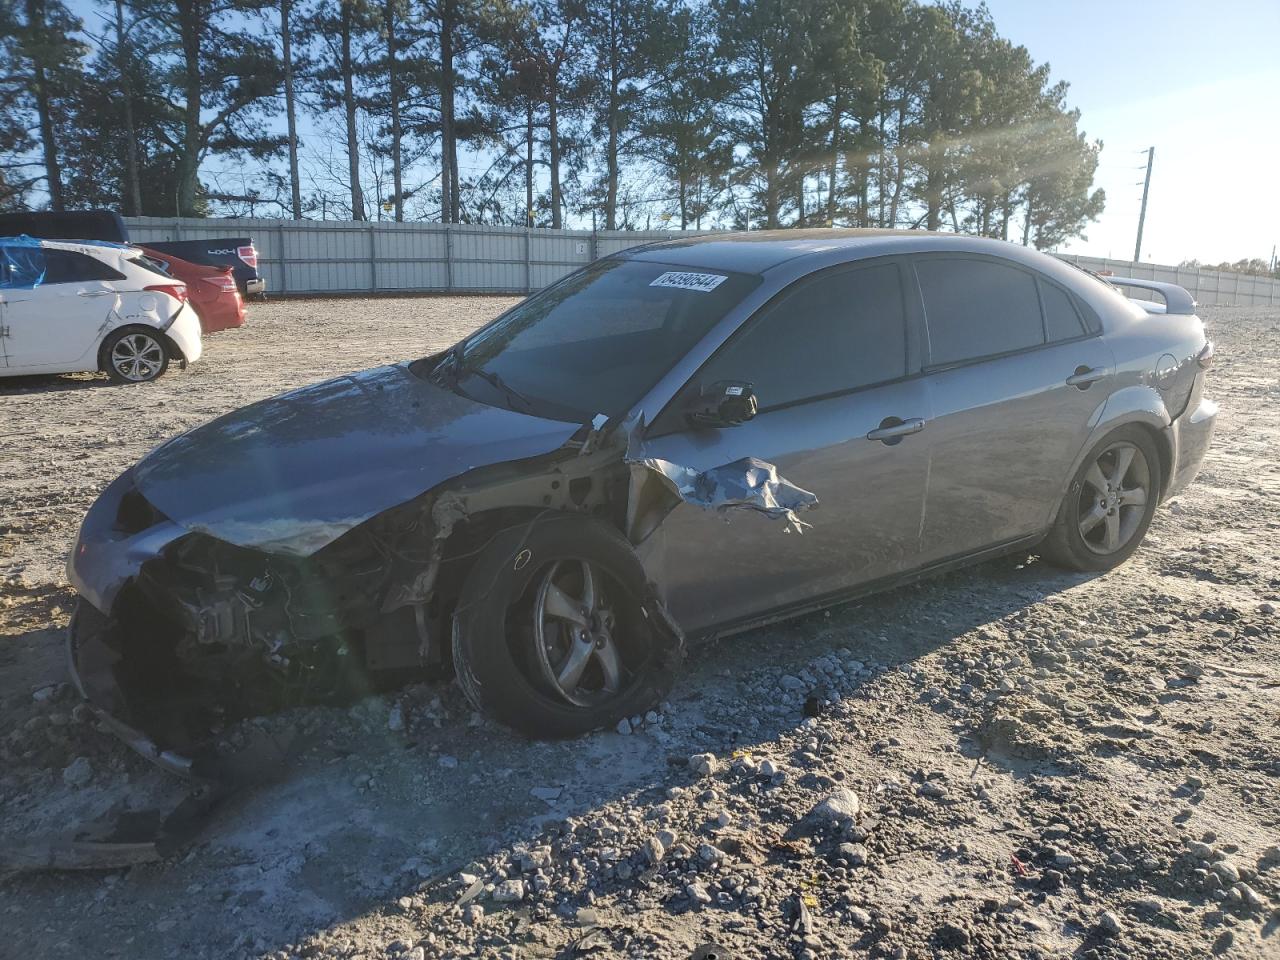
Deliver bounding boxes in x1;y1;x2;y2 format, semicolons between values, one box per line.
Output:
127;0;286;216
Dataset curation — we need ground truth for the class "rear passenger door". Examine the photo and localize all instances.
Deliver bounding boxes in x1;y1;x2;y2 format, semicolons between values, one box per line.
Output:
913;255;1114;565
638;259;932;632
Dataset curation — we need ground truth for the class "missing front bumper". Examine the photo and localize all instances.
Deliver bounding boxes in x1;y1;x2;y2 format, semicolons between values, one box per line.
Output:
67;601;199;777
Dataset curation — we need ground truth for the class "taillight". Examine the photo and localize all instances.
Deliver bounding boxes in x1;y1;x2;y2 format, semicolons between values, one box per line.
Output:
237;244;258;269
145;283;188;304
1196;340;1215;369
203;273;237;294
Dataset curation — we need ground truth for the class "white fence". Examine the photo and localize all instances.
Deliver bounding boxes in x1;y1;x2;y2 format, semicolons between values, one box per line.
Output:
123;217;694;296
124;217;1279;307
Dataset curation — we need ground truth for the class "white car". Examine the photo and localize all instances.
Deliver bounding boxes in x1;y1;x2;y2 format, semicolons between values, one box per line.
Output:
0;236;203;383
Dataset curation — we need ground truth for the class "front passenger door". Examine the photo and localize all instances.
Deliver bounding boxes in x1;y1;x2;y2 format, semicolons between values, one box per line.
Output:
636;260;932;633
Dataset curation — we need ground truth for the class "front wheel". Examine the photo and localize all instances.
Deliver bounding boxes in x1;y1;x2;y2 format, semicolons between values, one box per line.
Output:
1040;426;1162;572
451;514;683;738
102;328;170;384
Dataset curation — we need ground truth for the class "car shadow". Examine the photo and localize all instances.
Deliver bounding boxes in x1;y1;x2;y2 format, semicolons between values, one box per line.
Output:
1;553;1105;958
0;371;112;394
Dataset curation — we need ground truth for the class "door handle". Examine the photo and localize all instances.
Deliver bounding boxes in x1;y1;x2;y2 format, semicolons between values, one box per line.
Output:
1066;365;1108;389
78;289;113;298
866;417;925;443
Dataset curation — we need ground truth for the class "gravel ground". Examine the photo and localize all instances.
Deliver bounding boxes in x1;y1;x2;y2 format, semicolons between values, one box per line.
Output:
1;299;1278;960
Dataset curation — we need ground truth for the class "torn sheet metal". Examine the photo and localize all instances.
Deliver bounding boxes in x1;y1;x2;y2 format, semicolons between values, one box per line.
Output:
0;234;47;289
627;455;818;533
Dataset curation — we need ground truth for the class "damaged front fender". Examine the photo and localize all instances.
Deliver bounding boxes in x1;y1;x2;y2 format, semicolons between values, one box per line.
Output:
625;454;818;535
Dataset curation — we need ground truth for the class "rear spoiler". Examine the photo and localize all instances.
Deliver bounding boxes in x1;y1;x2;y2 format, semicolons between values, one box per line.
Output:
1103;276;1197;315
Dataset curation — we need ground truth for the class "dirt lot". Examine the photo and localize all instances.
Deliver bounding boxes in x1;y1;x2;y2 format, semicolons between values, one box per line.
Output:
1;299;1278;960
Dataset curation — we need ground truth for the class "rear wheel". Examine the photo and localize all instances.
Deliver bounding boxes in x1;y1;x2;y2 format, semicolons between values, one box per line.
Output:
1040;426;1162;572
451;514;682;738
103;328;170;384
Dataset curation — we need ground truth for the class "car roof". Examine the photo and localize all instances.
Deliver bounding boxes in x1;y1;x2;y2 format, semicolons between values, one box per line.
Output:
617;228;1059;274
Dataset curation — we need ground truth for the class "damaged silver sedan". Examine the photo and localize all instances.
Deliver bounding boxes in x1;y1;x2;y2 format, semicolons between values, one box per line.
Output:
67;230;1217;755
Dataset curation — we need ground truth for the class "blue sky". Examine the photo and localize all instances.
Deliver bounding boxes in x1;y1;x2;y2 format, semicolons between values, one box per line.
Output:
980;0;1280;265
62;0;1279;265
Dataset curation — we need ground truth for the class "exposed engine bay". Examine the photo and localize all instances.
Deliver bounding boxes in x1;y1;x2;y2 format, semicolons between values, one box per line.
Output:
68;387;817;767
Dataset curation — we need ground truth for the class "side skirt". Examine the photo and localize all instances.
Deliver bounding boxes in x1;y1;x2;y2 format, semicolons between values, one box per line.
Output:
691;532;1046;643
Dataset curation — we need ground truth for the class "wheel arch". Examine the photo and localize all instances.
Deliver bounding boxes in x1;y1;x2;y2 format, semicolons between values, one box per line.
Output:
1052;385;1175;524
430;505;621;620
97;323;182;372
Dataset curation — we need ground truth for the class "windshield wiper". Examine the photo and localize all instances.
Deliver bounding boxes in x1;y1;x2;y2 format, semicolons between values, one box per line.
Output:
430;344;464;386
430;344;537;415
459;366;536;414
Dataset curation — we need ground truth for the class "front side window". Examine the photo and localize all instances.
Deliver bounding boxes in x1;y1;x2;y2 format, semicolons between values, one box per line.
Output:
916;257;1044;366
697;262;908;409
41;249;125;284
430;258;761;421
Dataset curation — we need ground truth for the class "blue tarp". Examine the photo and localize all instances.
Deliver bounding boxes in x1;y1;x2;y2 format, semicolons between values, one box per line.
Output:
0;235;47;289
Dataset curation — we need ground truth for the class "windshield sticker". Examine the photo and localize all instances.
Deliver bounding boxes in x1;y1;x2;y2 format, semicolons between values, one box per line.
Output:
649;271;728;293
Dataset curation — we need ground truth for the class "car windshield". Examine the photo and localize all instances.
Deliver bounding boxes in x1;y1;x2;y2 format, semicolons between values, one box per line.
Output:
430;258;761;421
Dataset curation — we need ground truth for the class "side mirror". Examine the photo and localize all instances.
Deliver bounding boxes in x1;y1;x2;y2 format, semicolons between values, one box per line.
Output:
685;380;758;428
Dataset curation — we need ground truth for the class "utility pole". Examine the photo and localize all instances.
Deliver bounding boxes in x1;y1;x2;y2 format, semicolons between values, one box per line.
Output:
1134;146;1154;263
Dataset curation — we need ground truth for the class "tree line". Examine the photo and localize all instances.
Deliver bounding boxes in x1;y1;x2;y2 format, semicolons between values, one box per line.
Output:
1179;258;1280;281
1;0;1105;247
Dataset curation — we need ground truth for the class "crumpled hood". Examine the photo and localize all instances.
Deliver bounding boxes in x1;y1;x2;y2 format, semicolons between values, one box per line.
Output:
131;363;581;555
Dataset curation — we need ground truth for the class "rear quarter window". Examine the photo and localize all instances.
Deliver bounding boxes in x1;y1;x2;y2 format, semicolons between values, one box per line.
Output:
1039;279;1087;341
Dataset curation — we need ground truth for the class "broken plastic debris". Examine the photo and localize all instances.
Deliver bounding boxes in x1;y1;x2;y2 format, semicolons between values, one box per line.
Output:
626;455;818;532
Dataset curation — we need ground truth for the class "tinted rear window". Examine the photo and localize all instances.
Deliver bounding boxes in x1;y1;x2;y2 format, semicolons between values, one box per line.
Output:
129;254;173;278
916;258;1044;366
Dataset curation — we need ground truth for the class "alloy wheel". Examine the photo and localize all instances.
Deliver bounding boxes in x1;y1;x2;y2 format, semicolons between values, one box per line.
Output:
111;333;165;382
1077;440;1151;555
532;559;624;708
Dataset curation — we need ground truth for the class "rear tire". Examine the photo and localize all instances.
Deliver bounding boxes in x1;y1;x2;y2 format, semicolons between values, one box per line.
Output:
451;513;682;738
1040;425;1162;572
102;327;170;384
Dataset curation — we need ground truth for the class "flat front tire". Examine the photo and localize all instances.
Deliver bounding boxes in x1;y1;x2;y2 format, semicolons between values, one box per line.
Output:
1040;425;1162;572
451;514;682;738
